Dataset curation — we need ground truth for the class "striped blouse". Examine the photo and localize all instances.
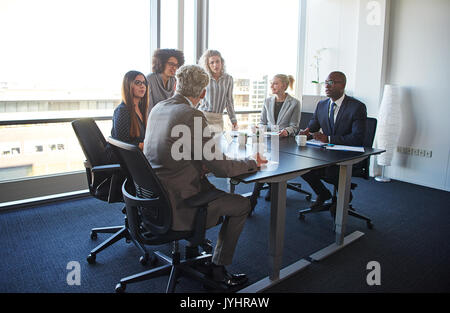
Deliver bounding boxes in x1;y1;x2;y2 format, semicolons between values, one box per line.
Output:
198;73;237;124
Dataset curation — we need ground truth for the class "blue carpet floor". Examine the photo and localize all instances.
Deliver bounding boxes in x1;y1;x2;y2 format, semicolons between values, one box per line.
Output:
0;177;449;293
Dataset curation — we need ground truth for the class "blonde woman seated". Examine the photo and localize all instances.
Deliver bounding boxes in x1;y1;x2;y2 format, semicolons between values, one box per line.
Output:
259;74;300;137
198;50;238;133
250;74;301;211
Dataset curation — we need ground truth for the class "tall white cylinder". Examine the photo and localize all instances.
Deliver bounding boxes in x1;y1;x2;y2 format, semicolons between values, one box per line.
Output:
377;84;402;167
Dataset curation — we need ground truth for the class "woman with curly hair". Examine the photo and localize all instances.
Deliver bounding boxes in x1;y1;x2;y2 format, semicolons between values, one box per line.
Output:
146;48;185;113
197;49;237;133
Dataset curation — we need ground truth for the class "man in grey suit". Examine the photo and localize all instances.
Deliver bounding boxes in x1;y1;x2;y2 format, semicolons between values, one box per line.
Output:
143;64;266;287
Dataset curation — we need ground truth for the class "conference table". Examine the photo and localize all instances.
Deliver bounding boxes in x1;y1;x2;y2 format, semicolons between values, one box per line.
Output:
221;134;384;292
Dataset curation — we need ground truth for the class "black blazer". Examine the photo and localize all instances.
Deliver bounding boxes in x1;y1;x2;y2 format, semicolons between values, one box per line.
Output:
308;95;367;146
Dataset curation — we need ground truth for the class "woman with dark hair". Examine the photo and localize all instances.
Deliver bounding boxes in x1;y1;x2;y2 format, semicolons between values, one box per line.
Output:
111;70;149;150
147;48;185;112
197;49;237;133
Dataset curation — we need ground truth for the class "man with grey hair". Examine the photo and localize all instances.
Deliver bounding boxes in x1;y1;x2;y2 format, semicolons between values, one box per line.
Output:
143;64;266;288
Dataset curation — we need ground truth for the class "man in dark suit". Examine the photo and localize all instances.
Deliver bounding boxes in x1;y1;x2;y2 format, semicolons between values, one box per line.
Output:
299;71;367;210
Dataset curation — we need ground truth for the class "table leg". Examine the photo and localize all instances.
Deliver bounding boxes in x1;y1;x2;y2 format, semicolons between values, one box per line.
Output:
335;164;352;245
309;163;364;262
228;178;235;194
269;181;287;280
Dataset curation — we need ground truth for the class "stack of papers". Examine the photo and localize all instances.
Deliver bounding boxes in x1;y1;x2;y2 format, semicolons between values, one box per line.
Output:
306;139;327;147
326;145;364;152
306;139;365;152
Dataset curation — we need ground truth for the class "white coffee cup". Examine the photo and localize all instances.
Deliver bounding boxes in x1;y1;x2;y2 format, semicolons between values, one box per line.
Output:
296;134;307;146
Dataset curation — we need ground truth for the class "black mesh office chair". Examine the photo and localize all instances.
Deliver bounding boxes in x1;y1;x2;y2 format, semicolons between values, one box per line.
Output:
107;137;230;293
72;118;149;265
298;117;378;229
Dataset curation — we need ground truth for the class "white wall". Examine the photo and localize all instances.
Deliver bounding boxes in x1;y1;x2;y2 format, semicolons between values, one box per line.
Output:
303;0;359;95
384;0;450;191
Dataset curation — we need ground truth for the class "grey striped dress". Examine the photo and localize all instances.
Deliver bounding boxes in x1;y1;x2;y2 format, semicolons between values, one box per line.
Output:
198;73;237;124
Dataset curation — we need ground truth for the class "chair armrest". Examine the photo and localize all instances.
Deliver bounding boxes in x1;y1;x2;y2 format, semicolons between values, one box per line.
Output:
184;189;226;208
91;164;121;174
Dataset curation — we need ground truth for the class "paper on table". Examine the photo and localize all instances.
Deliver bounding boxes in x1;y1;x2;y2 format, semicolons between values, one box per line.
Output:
264;131;279;136
306;139;327;147
325;145;364;152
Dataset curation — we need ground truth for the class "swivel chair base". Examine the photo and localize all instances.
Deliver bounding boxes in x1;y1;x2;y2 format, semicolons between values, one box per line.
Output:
298;202;373;229
87;214;150;265
115;242;243;293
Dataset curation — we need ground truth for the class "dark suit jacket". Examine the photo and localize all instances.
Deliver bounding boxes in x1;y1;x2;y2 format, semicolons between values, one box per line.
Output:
308;95;367;146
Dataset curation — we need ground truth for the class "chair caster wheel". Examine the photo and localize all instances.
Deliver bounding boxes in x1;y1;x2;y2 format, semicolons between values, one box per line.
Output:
139;255;148;265
306;195;312;201
298;213;305;220
90;231;97;240
115;283;126;293
87;253;96;264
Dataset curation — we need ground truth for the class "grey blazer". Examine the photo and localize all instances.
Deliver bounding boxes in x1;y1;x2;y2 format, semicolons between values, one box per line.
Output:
143;93;257;231
259;94;301;136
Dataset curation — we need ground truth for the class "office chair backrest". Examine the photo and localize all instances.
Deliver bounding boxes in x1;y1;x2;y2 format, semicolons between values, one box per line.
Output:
72;118;124;202
364;117;377;148
354;117;378;179
72;118;109;168
107;137;172;235
299;112;313;131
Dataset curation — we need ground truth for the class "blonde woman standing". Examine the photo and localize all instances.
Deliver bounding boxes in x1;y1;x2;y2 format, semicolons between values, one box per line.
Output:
198;50;237;133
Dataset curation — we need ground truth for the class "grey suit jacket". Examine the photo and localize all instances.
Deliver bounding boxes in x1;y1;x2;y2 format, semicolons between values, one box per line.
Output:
143;93;257;231
259;94;301;136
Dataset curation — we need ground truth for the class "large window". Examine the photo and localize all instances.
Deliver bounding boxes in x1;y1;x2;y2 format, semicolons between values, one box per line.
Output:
0;0;151;184
208;0;300;130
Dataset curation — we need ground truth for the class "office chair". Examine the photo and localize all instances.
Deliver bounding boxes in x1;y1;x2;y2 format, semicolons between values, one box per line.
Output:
107;137;230;293
71;118;149;265
298;117;378;229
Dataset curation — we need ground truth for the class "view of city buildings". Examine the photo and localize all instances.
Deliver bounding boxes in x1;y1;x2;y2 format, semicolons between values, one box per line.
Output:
0;76;269;181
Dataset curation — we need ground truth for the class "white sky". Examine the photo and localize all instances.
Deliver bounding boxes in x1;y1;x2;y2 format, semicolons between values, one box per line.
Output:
0;0;150;92
0;0;298;94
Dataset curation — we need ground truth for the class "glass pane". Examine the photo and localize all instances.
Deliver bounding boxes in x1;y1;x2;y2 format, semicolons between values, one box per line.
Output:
209;0;299;129
183;0;196;64
0;0;150;180
0;120;112;182
160;0;179;49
